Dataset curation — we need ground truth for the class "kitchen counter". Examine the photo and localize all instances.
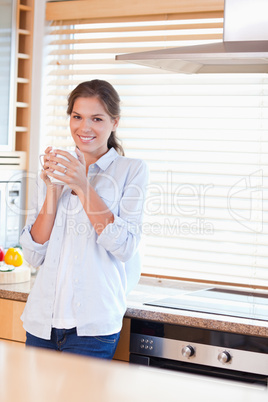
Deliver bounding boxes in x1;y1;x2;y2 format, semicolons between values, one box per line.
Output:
1;275;268;337
0;276;34;302
1;341;268;402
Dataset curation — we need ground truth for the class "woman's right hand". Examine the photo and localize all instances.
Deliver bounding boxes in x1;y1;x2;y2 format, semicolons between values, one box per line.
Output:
40;146;52;185
40;146;63;195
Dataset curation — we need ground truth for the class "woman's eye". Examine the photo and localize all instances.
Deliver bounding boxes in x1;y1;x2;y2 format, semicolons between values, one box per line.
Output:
94;117;102;122
73;115;81;119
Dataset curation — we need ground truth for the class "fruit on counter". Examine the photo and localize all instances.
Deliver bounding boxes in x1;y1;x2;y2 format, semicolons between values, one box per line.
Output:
4;247;23;267
0;246;5;262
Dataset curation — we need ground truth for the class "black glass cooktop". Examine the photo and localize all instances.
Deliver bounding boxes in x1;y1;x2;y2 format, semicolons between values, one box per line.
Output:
144;288;268;321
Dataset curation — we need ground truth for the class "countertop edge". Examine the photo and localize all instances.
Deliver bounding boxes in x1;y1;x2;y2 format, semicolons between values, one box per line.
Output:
0;290;28;302
125;306;268;337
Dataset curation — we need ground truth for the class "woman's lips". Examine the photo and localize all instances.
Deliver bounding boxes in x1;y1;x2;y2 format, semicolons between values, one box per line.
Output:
78;135;96;143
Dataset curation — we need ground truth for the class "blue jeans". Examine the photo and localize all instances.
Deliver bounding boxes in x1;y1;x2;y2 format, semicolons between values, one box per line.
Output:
26;328;120;360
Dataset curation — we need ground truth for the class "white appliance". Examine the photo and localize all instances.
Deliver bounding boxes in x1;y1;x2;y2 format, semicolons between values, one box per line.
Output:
0;152;26;249
0;0;16;150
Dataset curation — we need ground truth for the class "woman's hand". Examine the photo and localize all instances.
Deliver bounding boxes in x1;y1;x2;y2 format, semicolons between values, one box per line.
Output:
32;146;73;244
44;147;114;235
40;146;64;198
44;147;88;194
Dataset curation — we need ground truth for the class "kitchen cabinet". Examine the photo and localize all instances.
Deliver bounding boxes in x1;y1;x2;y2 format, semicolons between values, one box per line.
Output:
113;317;130;362
0;298;26;343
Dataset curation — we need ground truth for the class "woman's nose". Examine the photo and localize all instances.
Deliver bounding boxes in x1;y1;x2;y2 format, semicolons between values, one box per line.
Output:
81;119;92;131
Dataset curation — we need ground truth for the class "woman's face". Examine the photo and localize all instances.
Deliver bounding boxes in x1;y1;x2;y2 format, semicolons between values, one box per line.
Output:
70;96;119;162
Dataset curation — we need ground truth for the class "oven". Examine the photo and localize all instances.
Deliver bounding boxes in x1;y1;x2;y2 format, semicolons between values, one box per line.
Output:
129;319;268;386
129;284;268;388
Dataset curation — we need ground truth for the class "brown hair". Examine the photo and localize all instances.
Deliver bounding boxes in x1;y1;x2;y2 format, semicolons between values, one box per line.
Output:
67;79;124;156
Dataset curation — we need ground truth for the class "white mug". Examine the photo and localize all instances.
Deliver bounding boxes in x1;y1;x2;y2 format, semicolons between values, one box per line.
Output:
39;147;78;184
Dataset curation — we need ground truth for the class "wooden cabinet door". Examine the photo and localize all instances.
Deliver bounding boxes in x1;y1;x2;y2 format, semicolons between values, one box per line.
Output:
113;317;131;362
0;299;26;343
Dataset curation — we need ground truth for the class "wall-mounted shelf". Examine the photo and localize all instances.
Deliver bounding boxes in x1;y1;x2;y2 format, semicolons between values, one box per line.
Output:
14;0;34;158
15;126;28;132
18;53;30;59
17;77;30;84
18;28;30;35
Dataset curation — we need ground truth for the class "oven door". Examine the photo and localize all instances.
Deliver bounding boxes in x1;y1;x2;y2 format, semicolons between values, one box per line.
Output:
129;319;268;388
129;352;268;386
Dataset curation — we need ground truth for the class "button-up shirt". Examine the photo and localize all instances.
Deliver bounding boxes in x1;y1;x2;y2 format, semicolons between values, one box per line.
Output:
20;148;148;340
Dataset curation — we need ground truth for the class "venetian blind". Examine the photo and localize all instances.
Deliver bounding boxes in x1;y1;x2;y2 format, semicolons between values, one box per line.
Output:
43;15;268;288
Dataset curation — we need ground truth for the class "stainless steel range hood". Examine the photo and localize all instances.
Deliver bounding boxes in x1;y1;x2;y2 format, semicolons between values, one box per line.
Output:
116;0;268;74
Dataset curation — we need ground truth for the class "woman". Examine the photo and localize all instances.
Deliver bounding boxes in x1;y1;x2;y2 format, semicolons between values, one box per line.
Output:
20;79;148;359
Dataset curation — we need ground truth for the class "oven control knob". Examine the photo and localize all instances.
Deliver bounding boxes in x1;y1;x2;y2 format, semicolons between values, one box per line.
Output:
182;345;195;358
218;351;231;364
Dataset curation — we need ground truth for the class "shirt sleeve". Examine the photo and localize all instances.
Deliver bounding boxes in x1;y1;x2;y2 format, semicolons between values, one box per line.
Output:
20;225;49;268
97;159;149;262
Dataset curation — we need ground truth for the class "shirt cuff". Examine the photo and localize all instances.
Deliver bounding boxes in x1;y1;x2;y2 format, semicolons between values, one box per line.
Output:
97;215;129;250
20;225;49;255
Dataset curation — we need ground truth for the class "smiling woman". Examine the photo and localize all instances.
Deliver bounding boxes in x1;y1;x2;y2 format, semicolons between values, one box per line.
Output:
20;79;149;357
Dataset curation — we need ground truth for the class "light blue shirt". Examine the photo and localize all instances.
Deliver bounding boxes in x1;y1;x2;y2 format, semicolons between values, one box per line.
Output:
20;148;149;340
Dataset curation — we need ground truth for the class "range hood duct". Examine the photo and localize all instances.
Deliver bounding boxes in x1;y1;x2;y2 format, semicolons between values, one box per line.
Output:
116;0;268;74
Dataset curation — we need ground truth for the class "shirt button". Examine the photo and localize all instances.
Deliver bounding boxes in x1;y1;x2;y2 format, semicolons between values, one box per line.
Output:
91;165;95;169
74;255;78;259
77;302;81;307
74;279;78;283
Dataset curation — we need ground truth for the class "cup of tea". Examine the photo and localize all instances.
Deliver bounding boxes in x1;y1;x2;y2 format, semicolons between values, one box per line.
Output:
39;147;78;184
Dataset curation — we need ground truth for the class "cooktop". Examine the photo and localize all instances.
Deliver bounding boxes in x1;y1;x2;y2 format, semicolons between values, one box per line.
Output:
144;288;268;321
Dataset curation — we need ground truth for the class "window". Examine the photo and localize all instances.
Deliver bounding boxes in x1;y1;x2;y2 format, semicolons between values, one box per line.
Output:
43;12;268;288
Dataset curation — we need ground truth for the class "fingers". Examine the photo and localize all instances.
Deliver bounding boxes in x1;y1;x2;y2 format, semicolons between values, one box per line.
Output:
44;146;53;154
46;149;81;172
40;169;65;190
43;153;58;171
42;147;55;169
41;148;86;190
46;155;70;174
40;168;53;186
47;162;67;176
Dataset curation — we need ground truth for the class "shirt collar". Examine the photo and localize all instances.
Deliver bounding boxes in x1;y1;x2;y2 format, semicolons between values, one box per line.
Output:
94;147;119;171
